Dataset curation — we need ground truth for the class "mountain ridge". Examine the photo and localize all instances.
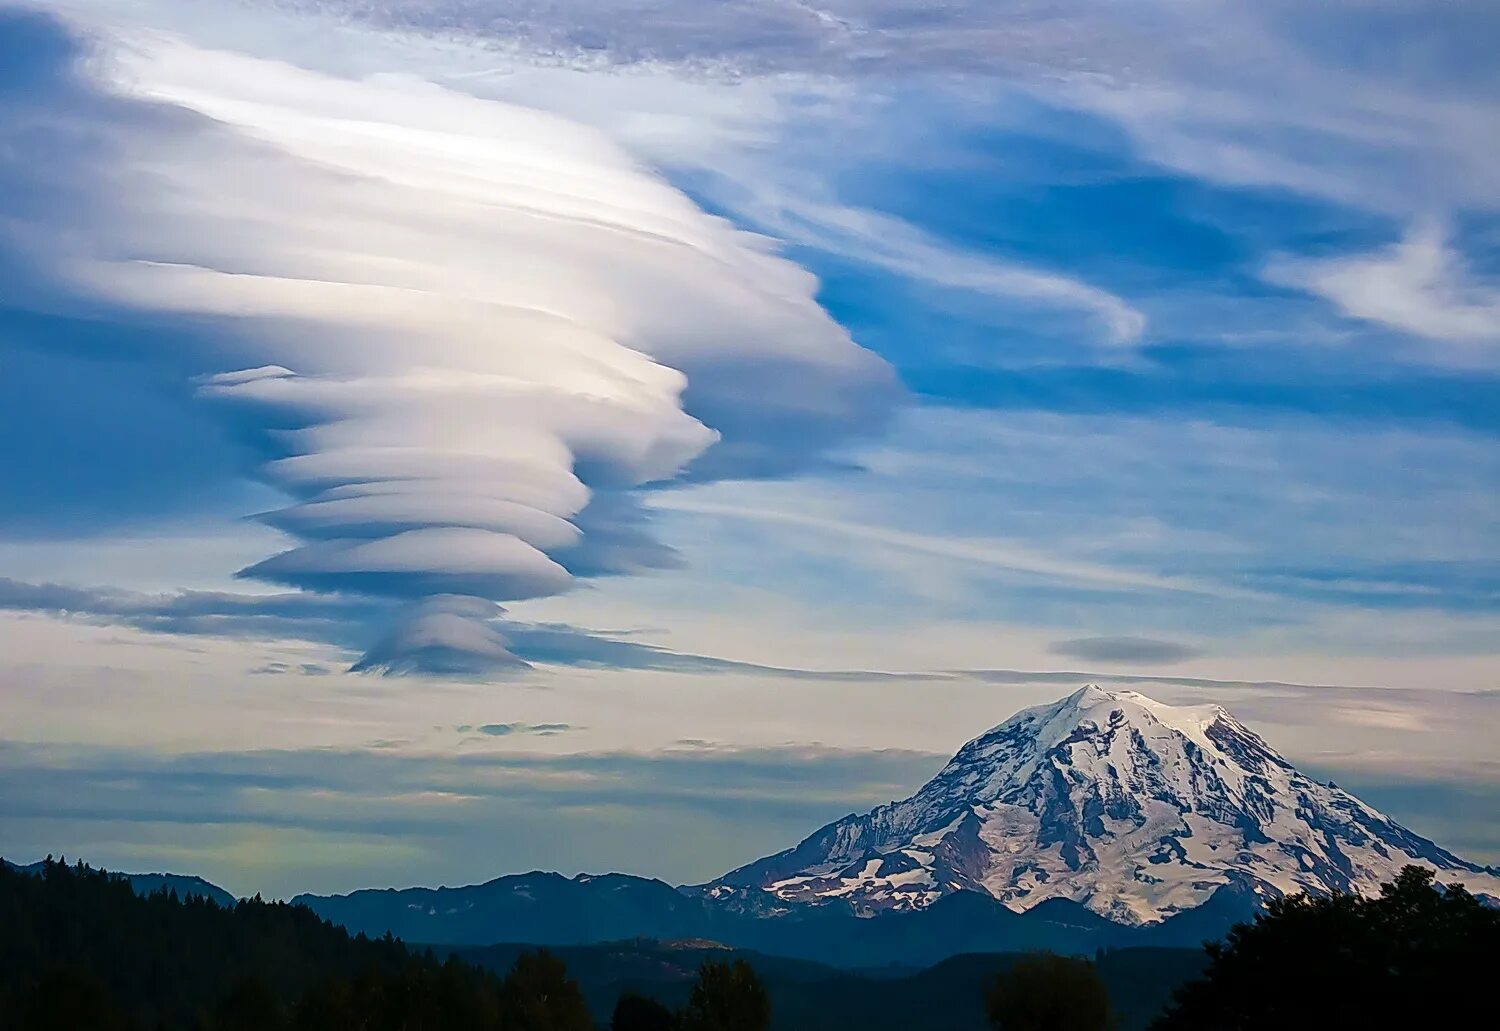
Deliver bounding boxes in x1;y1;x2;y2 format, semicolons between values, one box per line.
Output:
291;869;1258;965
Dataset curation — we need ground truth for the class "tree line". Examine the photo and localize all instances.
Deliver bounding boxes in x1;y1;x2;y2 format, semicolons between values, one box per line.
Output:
984;866;1497;1030
0;858;770;1031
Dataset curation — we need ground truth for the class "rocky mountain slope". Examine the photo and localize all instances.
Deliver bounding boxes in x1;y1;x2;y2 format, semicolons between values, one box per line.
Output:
702;685;1499;924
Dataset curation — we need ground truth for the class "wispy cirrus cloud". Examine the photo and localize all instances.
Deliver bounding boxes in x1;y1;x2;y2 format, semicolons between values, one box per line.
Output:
650;497;1259;599
710;180;1146;347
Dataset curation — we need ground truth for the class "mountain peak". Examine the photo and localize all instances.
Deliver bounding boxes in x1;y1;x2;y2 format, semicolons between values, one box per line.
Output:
1066;683;1112;704
981;684;1231;743
707;686;1499;926
1028;683;1229;734
956;685;1250;805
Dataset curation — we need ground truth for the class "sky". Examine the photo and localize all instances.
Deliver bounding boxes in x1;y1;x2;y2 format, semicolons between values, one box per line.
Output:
0;0;1496;898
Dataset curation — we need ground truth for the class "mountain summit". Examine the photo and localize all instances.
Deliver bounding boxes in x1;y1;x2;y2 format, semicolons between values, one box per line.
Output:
704;685;1499;925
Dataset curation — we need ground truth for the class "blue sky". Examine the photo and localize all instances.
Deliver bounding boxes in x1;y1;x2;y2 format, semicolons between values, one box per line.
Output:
0;0;1496;896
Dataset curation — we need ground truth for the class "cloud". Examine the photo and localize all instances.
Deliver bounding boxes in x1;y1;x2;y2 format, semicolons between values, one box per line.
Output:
801;405;1500;626
0;574;946;678
650;497;1265;600
175;0;1143;76
4;687;1499;895
5;569;1489;694
960;669;1349;692
351;596;529;676
247;1;1500;219
0;575;384;647
0;572;1441;707
0;569;969;680
717;183;1146;347
0;10;895;673
249;662;333;676
1265;223;1500;362
473;723;575;737
0;737;947;893
1049;636;1200;665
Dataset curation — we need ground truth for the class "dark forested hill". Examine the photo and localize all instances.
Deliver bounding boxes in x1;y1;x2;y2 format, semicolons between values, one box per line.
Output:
0;858;550;1030
5;859;237;908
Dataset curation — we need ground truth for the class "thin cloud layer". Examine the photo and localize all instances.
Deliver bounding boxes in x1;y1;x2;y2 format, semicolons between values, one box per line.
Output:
0;9;895;672
0;576;382;647
0;737;950;893
1049;636;1200;666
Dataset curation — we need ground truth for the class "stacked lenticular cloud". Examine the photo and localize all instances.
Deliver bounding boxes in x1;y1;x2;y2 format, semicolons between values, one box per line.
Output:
12;17;893;671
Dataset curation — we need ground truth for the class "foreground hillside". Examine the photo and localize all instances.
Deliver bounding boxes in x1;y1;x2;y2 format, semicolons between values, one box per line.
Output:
453;941;1204;1031
0;859;552;1030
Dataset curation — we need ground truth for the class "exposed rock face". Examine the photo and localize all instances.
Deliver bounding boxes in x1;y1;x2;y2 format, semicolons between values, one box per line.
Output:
702;685;1499;925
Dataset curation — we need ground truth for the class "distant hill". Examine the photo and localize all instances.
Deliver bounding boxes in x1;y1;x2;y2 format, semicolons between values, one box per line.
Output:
295;871;710;948
295;867;1255;967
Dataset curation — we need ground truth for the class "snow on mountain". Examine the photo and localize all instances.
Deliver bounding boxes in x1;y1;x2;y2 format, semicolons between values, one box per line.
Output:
704;685;1500;925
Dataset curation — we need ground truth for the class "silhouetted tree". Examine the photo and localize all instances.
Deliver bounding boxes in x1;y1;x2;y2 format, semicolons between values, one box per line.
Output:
13;968;135;1031
1153;866;1500;1029
985;952;1112;1031
210;976;284;1031
612;990;679;1030
680;959;770;1031
502;948;592;1031
290;977;359;1030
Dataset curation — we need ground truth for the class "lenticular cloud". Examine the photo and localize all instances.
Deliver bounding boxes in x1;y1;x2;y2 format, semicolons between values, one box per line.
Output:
3;16;894;672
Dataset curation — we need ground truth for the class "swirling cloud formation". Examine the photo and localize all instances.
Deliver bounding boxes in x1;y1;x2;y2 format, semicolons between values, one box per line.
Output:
0;10;895;672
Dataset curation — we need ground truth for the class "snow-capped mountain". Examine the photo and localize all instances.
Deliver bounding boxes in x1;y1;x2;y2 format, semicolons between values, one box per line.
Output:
703;685;1500;925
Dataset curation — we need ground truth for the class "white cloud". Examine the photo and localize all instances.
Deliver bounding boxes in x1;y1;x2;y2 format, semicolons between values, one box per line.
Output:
2;16;895;671
186;0;1500;221
1265;223;1500;362
351;594;528;675
55;0;1149;351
